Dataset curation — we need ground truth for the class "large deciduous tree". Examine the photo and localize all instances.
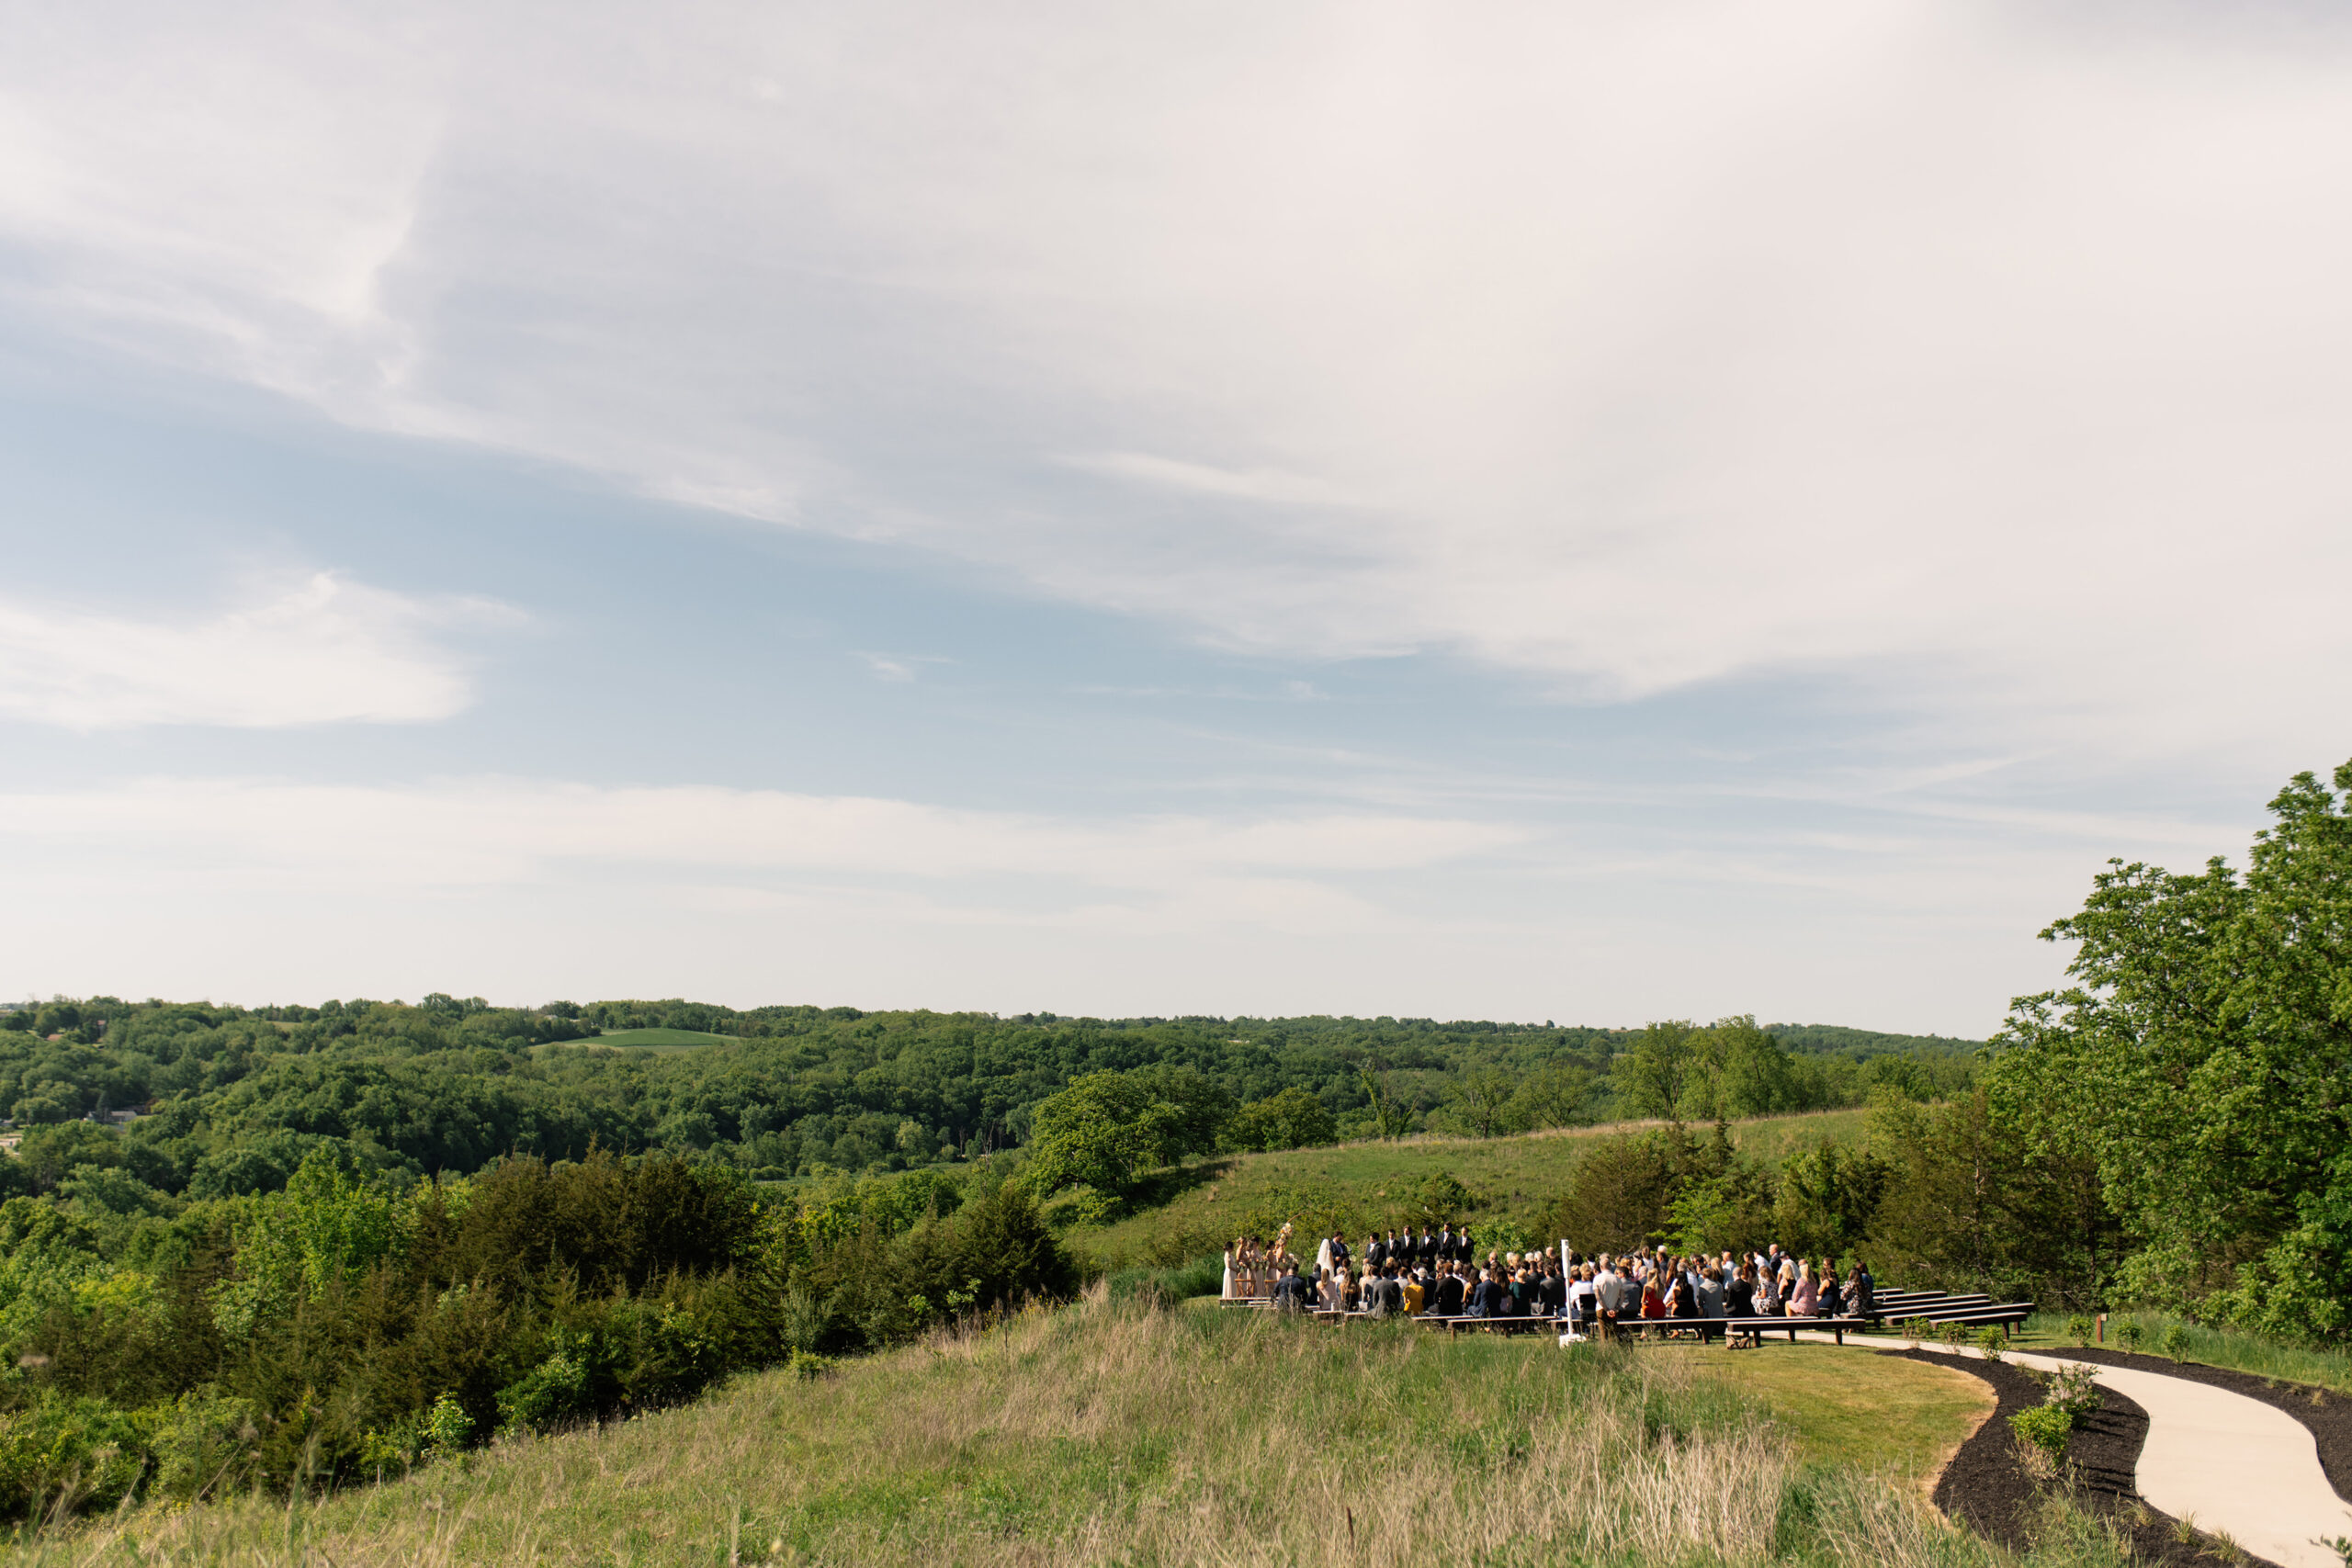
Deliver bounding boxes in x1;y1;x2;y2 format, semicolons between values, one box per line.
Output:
1992;760;2352;1340
1023;1066;1229;1205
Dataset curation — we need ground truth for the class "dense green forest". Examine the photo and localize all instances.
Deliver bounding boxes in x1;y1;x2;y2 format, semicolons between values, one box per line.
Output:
0;998;1970;1193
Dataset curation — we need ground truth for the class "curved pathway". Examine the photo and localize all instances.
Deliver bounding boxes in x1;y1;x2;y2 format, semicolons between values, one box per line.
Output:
1794;1335;2349;1568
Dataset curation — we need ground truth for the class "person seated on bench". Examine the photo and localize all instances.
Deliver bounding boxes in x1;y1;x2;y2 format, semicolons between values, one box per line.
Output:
1698;1263;1726;1344
1816;1259;1844;1320
1724;1263;1760;1348
1755;1261;1782;1320
1847;1260;1874;1321
1402;1267;1427;1317
1568;1263;1597;1333
1668;1262;1704;1337
1431;1260;1466;1317
1540;1258;1567;1320
1639;1266;1668;1329
1789;1261;1819;1317
1317;1263;1346;1314
1272;1260;1312;1312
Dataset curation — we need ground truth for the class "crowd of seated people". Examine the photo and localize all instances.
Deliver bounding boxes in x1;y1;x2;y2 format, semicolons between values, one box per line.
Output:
1568;1246;1875;1345
1225;1231;1875;1342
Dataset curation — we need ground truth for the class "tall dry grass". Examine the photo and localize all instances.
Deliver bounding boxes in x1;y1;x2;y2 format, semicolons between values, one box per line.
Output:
6;1289;2096;1568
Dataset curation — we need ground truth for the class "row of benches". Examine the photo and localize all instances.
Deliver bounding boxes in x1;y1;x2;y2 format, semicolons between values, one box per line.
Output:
1219;1286;2033;1344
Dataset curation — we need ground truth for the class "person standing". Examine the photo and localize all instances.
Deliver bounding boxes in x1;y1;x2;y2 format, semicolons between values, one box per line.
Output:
1595;1258;1623;1339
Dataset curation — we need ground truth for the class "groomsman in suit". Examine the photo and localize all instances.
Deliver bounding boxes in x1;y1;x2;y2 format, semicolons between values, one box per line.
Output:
1367;1233;1387;1270
1437;1224;1457;1262
1415;1227;1436;1267
1456;1228;1476;1266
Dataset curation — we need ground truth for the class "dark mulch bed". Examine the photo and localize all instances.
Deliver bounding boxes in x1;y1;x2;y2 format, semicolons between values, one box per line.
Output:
2055;1345;2352;1504
1891;1348;2273;1568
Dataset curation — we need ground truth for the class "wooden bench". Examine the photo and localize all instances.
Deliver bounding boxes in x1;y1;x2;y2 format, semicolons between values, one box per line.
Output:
1713;1314;1875;1346
1416;1313;1563;1338
1876;1292;1991;1314
1885;1303;2035;1338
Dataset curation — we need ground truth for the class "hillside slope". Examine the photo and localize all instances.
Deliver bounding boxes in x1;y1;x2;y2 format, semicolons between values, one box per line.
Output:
21;1289;2007;1568
1070;1107;1869;1269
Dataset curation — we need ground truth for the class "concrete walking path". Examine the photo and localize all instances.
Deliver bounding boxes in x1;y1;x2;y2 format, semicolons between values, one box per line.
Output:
1795;1333;2350;1568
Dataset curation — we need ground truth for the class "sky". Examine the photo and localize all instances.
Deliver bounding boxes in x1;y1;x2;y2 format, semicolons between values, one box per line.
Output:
2;0;2347;1035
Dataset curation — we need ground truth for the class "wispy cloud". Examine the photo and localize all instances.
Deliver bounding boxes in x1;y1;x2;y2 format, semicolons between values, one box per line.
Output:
0;774;1523;917
856;651;949;683
0;573;509;729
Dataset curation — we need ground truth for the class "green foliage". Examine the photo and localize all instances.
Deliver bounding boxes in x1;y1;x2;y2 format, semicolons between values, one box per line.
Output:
2042;1362;2102;1421
1992;759;2352;1342
2160;1322;2191;1362
423;1393;474;1460
2066;1314;2093;1347
1620;1021;1703;1122
1223;1086;1336;1152
0;1150;1076;1520
2008;1402;2073;1459
1025;1068;1230;1203
1414;1171;1473;1227
2116;1319;2144;1352
1976;1325;2007;1363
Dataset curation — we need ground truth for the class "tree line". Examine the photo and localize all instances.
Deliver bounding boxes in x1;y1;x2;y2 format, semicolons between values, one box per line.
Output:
0;997;1971;1207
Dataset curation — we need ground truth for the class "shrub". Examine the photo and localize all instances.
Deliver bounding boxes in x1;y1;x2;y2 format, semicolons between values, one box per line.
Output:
2009;1403;2072;1460
2116;1318;2144;1353
422;1393;473;1460
2043;1362;2102;1421
2065;1314;2093;1347
2160;1322;2191;1363
0;1393;150;1517
1976;1325;2007;1363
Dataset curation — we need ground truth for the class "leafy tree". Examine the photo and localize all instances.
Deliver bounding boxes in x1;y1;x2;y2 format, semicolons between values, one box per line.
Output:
1023;1069;1222;1202
1224;1087;1337;1152
1619;1021;1702;1123
1711;1016;1802;1117
1447;1066;1519;1137
1991;759;2352;1338
1506;1062;1594;1130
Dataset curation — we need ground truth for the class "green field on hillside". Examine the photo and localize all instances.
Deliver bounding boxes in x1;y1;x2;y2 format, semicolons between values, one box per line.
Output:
560;1026;736;1050
1070;1107;1870;1269
18;1290;2050;1568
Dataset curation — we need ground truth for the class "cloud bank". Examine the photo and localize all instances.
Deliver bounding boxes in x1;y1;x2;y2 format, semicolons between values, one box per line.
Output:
5;0;2350;774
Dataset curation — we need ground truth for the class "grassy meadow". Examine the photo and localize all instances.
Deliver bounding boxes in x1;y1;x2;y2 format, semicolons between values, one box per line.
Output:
1071;1108;1871;1270
2024;1309;2352;1394
7;1285;2132;1568
530;1028;738;1054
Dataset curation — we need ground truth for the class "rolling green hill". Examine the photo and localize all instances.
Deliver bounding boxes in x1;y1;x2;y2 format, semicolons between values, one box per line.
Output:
1069;1107;1871;1271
